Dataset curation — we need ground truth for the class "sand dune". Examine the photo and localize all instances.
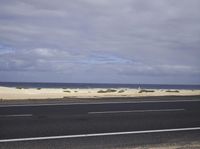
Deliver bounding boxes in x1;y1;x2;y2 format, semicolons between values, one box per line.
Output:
0;86;200;100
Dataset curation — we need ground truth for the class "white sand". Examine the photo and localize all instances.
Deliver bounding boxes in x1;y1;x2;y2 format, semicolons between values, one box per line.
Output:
0;86;200;100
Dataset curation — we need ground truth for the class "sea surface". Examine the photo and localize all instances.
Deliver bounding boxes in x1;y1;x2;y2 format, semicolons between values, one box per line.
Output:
0;82;200;90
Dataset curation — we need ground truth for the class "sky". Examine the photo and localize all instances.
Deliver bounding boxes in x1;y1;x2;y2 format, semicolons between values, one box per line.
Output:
0;0;200;84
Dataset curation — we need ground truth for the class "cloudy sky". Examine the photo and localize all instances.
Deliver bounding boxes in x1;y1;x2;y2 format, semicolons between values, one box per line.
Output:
0;0;200;84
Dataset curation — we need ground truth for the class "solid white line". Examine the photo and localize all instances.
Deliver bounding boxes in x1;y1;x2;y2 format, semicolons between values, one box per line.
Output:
0;114;32;118
0;127;200;143
88;109;185;114
0;99;200;107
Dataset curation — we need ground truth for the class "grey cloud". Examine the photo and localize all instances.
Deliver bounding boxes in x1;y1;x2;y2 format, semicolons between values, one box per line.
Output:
0;0;200;83
0;47;133;72
118;63;200;77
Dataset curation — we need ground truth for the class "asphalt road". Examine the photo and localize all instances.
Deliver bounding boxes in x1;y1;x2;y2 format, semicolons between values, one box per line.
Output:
0;96;200;148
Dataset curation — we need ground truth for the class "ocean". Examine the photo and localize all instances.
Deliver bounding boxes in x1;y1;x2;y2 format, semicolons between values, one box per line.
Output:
0;82;200;90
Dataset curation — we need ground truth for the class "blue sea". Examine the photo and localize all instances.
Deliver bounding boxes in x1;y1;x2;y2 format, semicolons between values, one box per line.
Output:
0;82;200;90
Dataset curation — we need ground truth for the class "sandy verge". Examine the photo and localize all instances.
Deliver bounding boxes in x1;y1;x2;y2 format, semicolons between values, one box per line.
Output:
0;86;200;100
125;141;200;149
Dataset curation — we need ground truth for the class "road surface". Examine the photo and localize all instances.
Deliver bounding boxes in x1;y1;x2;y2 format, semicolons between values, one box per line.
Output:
0;96;200;148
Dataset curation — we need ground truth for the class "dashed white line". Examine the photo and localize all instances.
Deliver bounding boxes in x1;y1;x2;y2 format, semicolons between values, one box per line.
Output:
88;108;185;114
0;114;33;118
0;127;200;143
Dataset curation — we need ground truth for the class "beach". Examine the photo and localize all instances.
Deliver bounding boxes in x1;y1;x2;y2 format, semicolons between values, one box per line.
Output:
0;86;200;100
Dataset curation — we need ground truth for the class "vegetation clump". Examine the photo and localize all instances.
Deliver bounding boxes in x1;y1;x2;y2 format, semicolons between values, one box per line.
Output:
138;89;155;93
97;90;106;93
118;90;125;93
63;90;71;93
16;87;23;89
107;89;117;92
97;89;117;93
166;90;179;93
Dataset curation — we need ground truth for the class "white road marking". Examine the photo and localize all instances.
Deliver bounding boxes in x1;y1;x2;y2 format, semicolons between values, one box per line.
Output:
0;127;200;143
88;108;185;114
0;114;32;118
0;99;200;107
